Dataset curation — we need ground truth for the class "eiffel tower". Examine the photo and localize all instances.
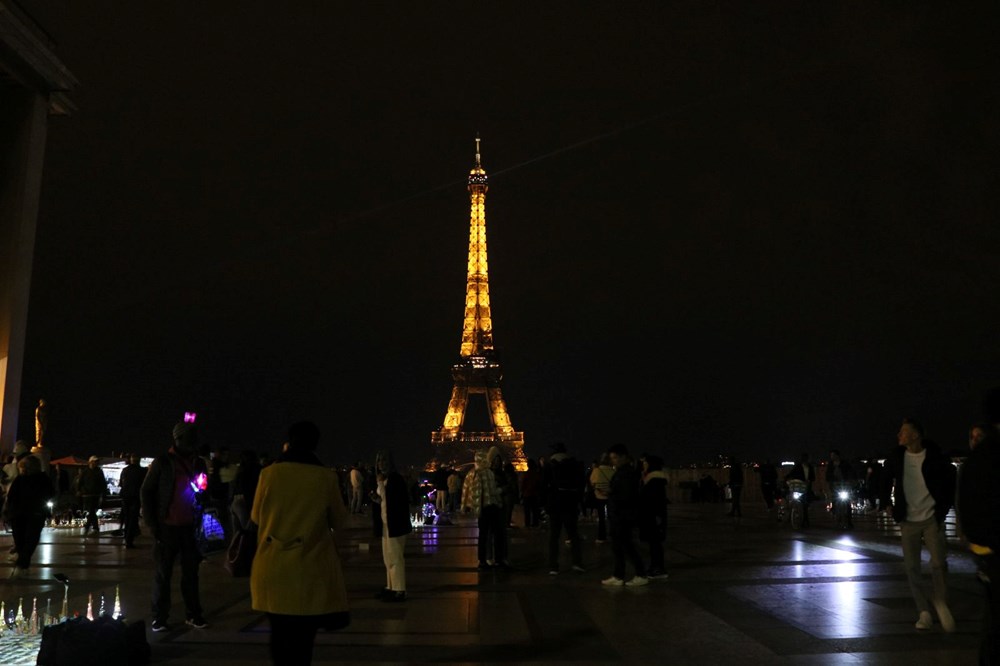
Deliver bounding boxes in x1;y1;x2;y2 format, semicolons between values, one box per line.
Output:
430;138;527;471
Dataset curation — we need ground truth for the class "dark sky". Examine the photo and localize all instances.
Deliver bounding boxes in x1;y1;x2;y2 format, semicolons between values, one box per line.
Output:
15;2;1000;466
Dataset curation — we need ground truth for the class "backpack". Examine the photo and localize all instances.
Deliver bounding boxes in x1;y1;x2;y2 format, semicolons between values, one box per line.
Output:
38;616;149;666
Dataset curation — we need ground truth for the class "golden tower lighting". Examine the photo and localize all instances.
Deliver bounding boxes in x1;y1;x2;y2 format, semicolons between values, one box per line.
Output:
431;137;527;471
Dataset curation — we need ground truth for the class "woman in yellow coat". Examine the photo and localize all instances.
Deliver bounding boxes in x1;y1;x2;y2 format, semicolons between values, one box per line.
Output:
251;421;349;665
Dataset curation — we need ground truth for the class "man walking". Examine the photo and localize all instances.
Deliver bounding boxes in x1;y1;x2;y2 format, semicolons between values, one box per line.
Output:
882;418;957;632
141;422;209;631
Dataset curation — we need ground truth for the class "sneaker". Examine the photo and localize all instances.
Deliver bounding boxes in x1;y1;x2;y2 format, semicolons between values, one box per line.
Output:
185;616;208;629
381;591;406;603
625;576;650;587
915;611;933;630
151;619;169;632
601;576;625;587
934;600;956;633
548;569;559;576
595;539;606;544
571;565;586;573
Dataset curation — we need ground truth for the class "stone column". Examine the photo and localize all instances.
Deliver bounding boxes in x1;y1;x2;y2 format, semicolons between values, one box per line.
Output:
0;88;49;451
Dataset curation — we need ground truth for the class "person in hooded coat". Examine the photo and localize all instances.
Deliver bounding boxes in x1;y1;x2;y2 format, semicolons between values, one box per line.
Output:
461;449;503;568
250;422;350;665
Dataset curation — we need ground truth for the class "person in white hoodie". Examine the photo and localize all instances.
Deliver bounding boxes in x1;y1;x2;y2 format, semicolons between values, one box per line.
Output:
638;454;669;579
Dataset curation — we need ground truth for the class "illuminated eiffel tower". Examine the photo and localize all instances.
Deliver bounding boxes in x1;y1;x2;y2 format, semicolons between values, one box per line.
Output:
430;138;527;471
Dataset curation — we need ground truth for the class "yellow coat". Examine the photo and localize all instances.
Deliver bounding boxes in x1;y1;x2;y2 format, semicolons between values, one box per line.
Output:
250;462;349;615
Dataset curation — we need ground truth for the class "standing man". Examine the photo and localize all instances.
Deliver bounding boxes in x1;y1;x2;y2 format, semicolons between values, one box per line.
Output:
826;449;856;528
118;453;146;549
374;449;412;602
958;391;1000;663
349;462;364;514
882;418;957;632
545;443;584;575
433;465;449;514
785;453;816;527
758;459;778;512
603;444;648;587
76;456;108;535
141;422;209;632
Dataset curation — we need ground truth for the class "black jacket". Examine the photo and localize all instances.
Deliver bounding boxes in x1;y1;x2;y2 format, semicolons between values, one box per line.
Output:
119;463;147;500
958;434;1000;550
140;450;208;532
638;471;667;542
881;443;956;524
382;472;413;539
3;472;54;521
608;461;641;522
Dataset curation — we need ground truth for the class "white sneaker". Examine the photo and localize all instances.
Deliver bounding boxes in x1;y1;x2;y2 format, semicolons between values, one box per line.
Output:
915;610;933;630
601;576;625;587
934;600;956;633
625;576;650;587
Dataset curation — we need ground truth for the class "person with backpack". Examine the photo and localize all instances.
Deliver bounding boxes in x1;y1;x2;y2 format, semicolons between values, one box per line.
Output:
546;442;585;575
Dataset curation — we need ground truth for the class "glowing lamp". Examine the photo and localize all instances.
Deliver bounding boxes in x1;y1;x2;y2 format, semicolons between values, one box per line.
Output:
191;472;209;492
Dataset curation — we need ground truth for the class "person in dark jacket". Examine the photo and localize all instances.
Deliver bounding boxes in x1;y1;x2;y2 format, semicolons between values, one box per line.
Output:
76;456;108;535
118;453;147;548
958;390;1000;664
3;454;54;577
758;459;778;511
785;452;816;527
727;456;744;517
545;443;584;575
638;454;668;578
141;422;210;632
826;449;856;528
374;449;412;602
230;449;262;532
603;444;647;587
520;458;543;528
881;418;957;632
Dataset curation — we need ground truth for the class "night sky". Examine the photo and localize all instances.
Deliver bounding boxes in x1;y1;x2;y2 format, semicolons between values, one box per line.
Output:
15;2;1000;466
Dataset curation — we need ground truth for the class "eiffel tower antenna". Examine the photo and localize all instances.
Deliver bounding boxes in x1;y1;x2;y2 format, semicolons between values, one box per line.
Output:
431;137;526;471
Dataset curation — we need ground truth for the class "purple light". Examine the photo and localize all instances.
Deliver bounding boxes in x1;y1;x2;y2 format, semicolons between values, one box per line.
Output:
184;412;197;423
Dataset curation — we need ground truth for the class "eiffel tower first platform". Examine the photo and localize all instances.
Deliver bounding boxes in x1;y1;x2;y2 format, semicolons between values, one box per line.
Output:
430;138;527;471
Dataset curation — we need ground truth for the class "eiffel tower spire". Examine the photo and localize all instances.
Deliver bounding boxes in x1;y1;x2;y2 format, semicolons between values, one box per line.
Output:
431;137;526;471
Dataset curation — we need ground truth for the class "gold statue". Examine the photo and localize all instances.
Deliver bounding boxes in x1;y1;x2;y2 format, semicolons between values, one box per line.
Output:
34;398;49;447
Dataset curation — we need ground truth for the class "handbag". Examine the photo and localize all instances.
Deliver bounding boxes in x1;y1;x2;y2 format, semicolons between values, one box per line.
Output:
224;525;257;577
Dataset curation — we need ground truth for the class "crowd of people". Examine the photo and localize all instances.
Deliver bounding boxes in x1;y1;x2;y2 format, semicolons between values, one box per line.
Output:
5;399;1000;666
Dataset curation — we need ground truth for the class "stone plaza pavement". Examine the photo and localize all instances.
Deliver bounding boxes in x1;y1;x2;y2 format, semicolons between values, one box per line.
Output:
0;502;984;665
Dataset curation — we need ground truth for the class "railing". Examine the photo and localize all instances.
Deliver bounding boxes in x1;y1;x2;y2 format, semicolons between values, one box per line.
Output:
431;431;524;443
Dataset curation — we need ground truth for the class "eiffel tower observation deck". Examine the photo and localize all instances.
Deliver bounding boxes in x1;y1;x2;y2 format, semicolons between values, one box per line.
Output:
430;138;527;471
